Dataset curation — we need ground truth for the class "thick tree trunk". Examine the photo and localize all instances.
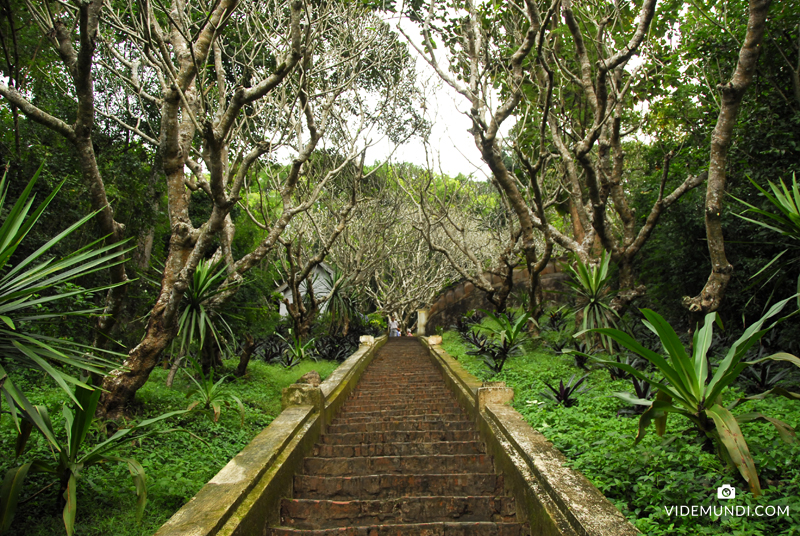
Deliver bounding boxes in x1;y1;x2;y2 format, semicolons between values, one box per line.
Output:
684;0;772;314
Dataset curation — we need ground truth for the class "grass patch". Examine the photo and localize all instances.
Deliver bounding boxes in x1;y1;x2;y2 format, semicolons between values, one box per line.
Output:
442;331;800;535
0;358;339;536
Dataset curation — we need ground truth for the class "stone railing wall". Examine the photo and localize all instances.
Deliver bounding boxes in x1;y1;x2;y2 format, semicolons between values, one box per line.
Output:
424;262;571;334
420;337;639;536
153;336;387;536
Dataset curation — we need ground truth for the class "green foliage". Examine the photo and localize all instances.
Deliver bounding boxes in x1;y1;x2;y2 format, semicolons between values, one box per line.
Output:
274;329;315;369
1;381;186;535
465;310;530;375
582;296;800;497
734;174;800;308
563;252;619;352
184;368;245;427
173;259;234;359
0;165;129;426
0;358;339;536
439;330;800;534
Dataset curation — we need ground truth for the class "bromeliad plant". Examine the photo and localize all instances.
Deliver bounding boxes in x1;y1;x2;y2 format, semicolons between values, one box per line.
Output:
0;382;186;535
579;295;800;496
563;251;619;353
466;310;531;375
540;374;589;408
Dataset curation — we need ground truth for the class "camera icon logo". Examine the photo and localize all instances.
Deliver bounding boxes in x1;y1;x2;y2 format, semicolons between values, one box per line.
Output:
717;484;736;500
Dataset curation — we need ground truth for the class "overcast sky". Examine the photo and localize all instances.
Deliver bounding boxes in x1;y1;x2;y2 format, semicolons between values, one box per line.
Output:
368;18;515;180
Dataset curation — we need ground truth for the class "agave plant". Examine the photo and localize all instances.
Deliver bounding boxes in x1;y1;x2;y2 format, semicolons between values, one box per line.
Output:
579;295;800;497
563;251;619;352
540;374;589;407
0;166;129;426
0;381;186;535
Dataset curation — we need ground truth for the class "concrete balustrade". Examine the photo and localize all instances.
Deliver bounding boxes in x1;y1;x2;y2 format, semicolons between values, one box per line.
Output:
420;336;639;536
154;336;387;536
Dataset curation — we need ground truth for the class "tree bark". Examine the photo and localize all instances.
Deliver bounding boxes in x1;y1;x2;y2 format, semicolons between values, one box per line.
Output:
235;334;255;377
683;0;772;314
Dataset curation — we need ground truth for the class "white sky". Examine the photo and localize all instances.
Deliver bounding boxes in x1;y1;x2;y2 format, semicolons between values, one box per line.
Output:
368;18;514;180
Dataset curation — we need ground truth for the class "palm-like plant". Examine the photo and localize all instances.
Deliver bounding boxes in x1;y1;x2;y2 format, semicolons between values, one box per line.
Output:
275;328;315;368
166;259;234;384
185;368;245;426
579;295;800;497
563;251;619;352
0;166;129;425
733;174;800;308
325;267;357;335
0;382;186;535
468;310;531;375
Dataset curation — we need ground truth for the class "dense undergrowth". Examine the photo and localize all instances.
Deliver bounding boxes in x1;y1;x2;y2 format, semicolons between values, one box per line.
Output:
0;359;339;536
441;330;800;535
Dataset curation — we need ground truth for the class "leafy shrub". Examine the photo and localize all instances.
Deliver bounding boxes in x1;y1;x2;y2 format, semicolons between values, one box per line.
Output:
1;382;185;535
583;297;800;496
465;310;530;375
563;251;619;352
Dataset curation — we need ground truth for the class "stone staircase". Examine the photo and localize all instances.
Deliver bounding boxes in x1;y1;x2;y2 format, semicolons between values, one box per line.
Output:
269;338;529;535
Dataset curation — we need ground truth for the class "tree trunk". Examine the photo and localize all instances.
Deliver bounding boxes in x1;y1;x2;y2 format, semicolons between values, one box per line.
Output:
684;0;772;314
235;334;255;377
165;354;182;388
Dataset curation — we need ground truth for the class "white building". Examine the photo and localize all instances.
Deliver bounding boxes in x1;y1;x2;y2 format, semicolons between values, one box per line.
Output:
275;262;335;317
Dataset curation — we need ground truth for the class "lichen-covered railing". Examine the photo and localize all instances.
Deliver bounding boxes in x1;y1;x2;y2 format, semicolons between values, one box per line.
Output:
421;336;639;536
154;335;387;536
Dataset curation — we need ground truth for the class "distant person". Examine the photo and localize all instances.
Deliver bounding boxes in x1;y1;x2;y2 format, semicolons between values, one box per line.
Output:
388;316;400;337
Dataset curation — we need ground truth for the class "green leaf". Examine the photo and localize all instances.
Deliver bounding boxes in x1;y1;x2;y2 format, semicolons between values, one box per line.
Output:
705;404;761;497
62;473;77;536
0;463;32;533
735;412;796;444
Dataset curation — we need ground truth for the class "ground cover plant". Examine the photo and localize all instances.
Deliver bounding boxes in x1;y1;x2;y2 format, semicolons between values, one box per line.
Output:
0;358;338;536
440;328;800;535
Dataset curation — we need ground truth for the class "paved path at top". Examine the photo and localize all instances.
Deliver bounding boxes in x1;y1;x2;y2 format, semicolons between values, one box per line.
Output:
269;337;529;535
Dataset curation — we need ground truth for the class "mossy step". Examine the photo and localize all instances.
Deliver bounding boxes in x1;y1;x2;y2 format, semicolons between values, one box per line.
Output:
302;454;493;476
279;496;516;528
269;521;528;535
293;473;503;500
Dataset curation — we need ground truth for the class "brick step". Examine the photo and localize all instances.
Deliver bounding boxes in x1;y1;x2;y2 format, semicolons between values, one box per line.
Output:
343;399;459;410
326;420;474;435
280;496;517;528
347;393;454;402
293;473;504;500
348;389;451;397
333;412;466;425
353;379;445;385
337;404;464;417
303;454;493;476
312;441;486;458
269;522;527;536
322;429;480;445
